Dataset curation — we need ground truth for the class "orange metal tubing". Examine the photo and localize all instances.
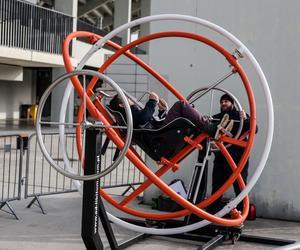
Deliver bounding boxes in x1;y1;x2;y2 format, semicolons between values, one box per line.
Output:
62;31;255;225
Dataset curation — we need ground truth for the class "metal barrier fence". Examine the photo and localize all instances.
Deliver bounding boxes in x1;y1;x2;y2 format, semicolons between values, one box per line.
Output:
25;132;80;200
0;0;73;54
0;134;23;219
0;131;145;217
101;140;146;190
24;132;145;212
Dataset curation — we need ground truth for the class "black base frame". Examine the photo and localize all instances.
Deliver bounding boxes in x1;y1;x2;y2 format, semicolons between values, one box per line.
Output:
120;218;296;249
82;128;295;249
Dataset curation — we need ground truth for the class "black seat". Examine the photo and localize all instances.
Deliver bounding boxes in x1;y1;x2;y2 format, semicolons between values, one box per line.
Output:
107;106;199;161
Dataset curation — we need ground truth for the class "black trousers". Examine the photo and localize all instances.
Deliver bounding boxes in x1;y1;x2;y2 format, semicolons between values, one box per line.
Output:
210;154;249;212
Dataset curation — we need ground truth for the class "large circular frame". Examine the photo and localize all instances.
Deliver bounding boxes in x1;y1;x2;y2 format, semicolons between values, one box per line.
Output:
63;31;251;224
36;70;133;181
58;14;273;234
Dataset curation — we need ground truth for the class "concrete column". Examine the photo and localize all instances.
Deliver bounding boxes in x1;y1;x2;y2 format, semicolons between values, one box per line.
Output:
23;0;37;4
52;1;77;124
114;0;132;45
139;0;151;52
54;0;77;17
55;0;78;31
51;68;74;125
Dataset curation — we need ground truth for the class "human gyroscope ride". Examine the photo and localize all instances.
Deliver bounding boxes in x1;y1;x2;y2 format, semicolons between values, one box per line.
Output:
36;14;274;249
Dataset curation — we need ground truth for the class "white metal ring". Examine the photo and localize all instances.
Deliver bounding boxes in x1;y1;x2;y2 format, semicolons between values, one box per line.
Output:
59;14;274;234
37;70;133;181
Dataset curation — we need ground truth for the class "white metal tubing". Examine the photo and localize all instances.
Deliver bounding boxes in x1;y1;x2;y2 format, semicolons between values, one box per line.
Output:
58;82;82;193
37;70;133;181
58;14;273;234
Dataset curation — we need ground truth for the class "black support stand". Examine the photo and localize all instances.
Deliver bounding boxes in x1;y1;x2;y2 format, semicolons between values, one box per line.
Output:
81;128;147;250
240;234;296;246
81;128;103;249
81;128;119;250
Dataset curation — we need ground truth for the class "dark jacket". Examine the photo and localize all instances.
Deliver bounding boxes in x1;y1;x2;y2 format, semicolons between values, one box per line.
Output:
130;99;165;129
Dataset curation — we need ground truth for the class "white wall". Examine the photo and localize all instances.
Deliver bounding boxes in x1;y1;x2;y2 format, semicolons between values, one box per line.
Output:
104;54;149;98
140;0;300;221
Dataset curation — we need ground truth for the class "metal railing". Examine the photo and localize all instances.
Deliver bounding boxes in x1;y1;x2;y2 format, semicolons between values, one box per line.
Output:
0;130;145;218
101;141;145;189
24;132;79;200
0;0;73;54
0;134;23;219
0;0;146;55
24;131;145;213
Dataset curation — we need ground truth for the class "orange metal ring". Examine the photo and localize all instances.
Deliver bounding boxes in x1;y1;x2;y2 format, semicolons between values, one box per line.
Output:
62;31;255;225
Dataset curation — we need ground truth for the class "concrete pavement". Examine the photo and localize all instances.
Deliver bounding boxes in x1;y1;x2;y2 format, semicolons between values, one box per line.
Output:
1;192;300;250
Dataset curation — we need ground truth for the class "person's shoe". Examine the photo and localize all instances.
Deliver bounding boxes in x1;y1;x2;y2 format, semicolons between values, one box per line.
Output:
222;119;234;137
205;114;233;139
214;114;233;140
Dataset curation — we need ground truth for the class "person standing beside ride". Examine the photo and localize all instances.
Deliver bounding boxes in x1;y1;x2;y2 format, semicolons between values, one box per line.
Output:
210;94;257;212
